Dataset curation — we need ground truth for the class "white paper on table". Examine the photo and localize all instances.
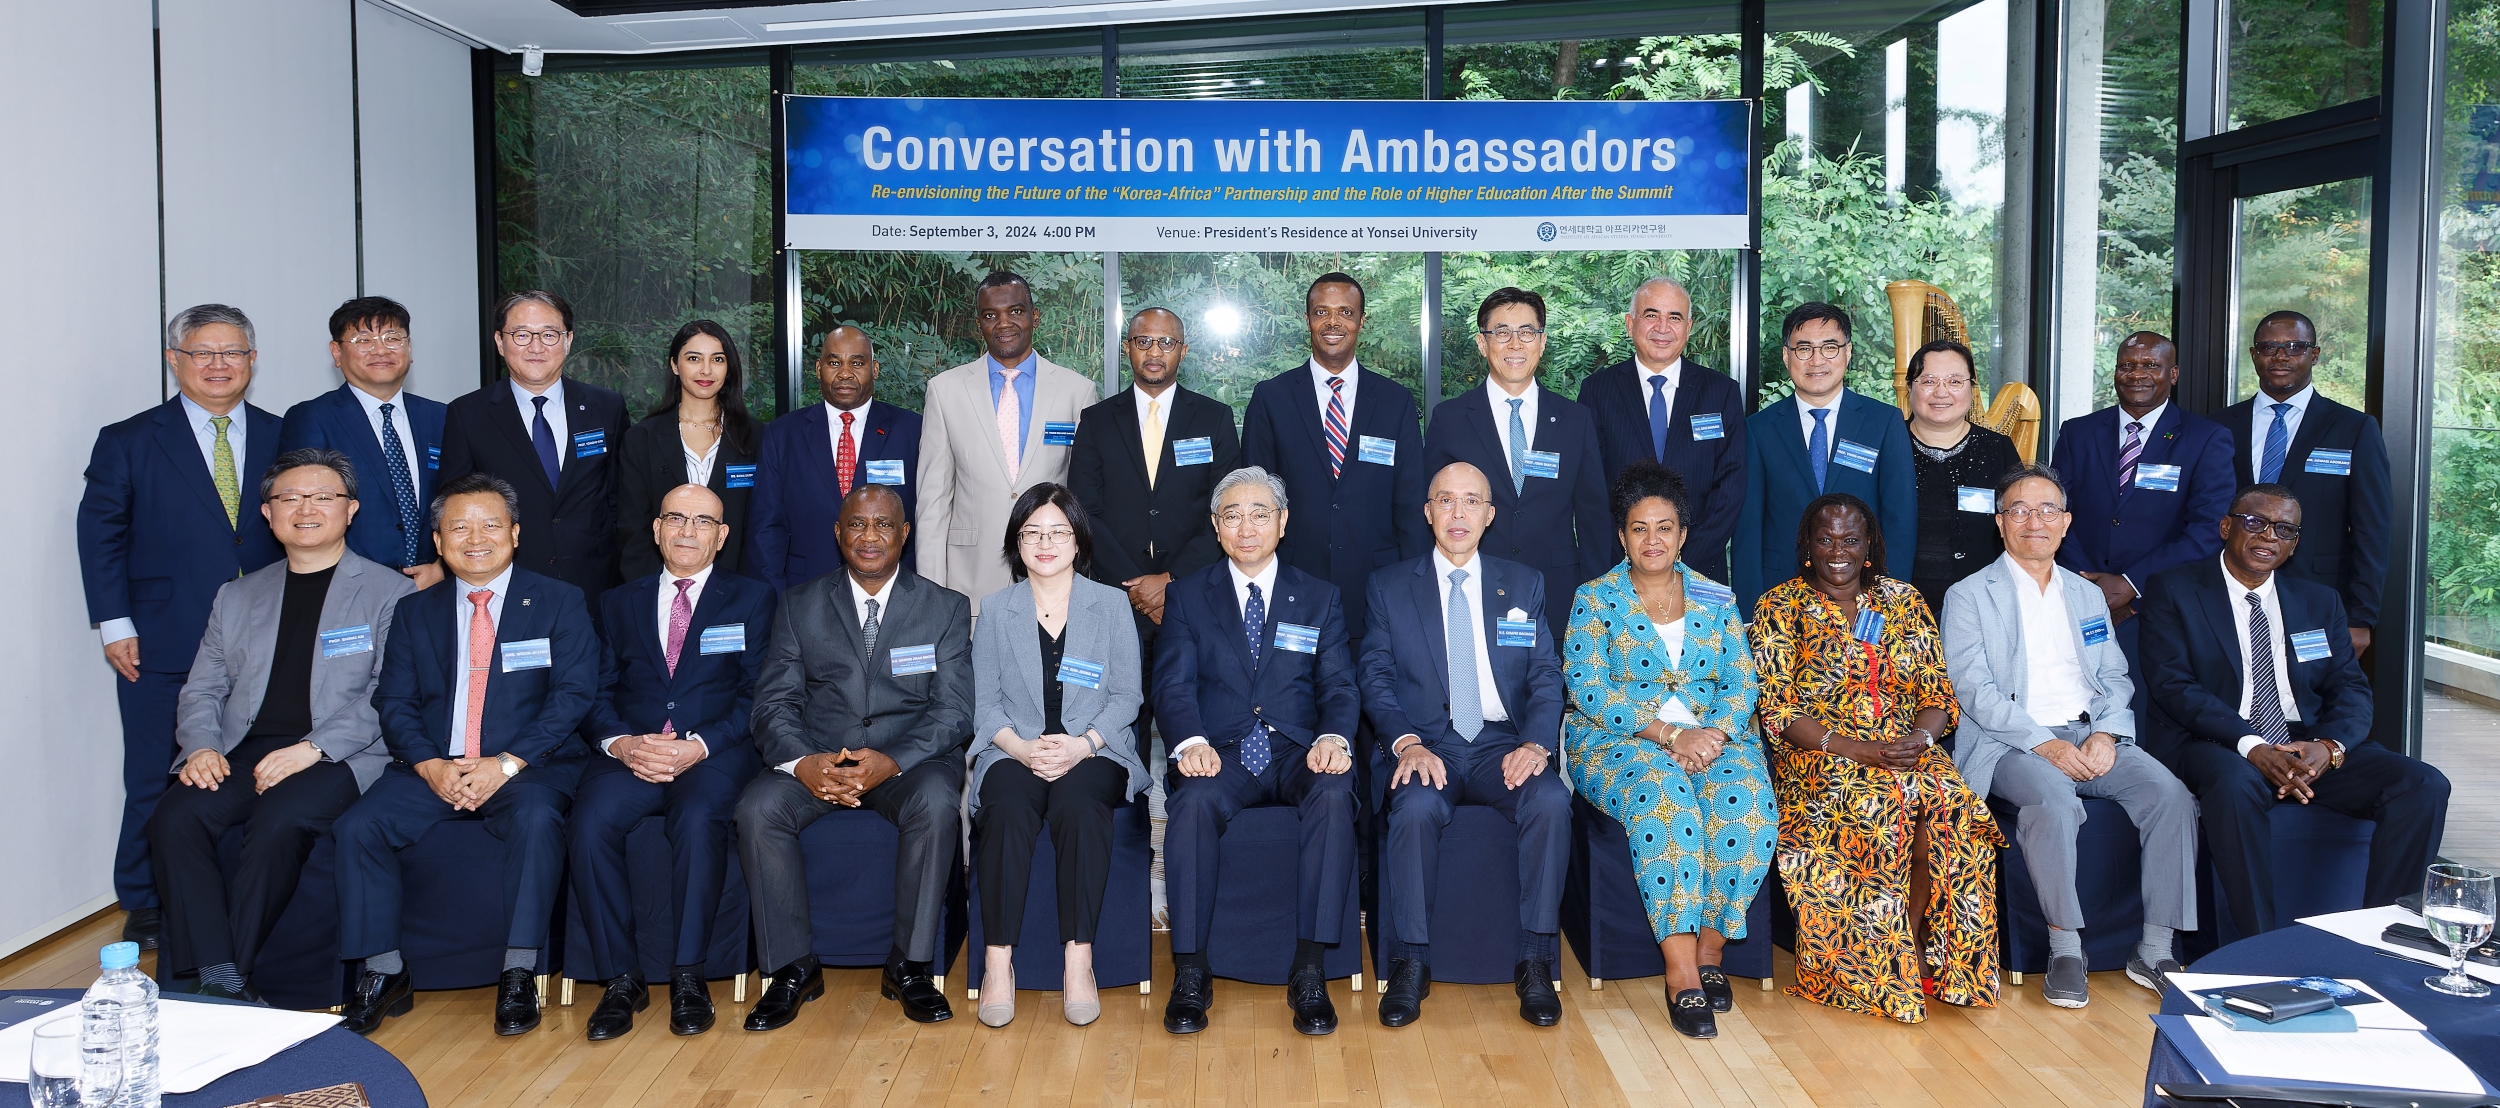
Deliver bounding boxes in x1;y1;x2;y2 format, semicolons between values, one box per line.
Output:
2296;904;2500;985
2184;1015;2487;1094
0;998;341;1093
2163;973;2426;1031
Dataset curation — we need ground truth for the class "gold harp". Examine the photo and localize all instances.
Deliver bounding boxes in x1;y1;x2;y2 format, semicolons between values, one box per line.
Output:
1885;279;2042;463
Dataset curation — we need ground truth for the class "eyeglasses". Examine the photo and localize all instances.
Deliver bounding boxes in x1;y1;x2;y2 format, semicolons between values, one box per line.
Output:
2230;512;2304;540
1477;327;1546;345
501;328;570;348
1997;506;2066;521
1017;527;1076;546
1127;336;1182;350
1427;494;1491;515
269;492;349;509
176;348;253;365
1913;375;1973;391
1786;341;1850;362
1216;508;1279;530
2252;341;2318;357
658;512;724;531
343;332;408;350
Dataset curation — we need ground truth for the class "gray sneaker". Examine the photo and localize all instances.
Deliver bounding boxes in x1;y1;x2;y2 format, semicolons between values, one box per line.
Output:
2043;955;2089;1008
2125;956;2180;994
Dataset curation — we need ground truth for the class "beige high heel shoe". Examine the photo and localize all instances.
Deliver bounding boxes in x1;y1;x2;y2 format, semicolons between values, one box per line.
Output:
1063;960;1100;1026
979;956;1016;1027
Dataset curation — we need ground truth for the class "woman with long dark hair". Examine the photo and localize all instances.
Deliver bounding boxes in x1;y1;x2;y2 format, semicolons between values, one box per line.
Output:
617;320;764;577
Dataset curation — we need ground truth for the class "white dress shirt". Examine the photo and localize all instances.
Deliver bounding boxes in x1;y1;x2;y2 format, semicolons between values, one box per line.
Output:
2220;555;2305;757
101;396;253;645
1486;380;1541;478
1431;548;1508;725
2116;399;2170;454
447;566;515;758
1636;356;1683;426
511;377;570;466
826;398;874;474
1132;384;1175;430
683;434;720;489
777;571;899;776
601;564;716;756
1795;391;1844;457
1309;357;1362;431
2247;384;2317;478
1170;557;1350;759
348;385;423;486
2001;554;2092;728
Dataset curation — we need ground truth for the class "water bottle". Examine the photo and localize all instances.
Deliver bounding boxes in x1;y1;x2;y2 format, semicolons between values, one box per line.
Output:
78;941;160;1108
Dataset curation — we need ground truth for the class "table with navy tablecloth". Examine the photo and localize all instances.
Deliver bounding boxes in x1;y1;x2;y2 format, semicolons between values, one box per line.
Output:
0;990;424;1108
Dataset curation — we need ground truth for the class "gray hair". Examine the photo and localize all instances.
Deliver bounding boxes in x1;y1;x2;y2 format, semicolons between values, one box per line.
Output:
431;471;521;530
1628;276;1691;313
1992;463;2066;508
166;303;255;350
260;447;359;502
1209;465;1288;514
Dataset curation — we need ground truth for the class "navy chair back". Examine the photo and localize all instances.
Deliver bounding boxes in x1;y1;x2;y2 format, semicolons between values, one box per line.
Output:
2188;802;2376;957
1371;805;1528;985
560;815;752;985
797;808;966;973
1561;794;1777;985
1209;805;1366;986
965;802;1154;991
1993;796;2149;973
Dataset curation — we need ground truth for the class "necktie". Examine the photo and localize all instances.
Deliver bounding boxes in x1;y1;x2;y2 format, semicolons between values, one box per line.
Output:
1323;377;1349;479
2245;592;2290;746
1647;374;1671;462
1447;568;1482;742
664;578;695;676
530;395;561;491
2260;402;2293;484
209;415;239;528
836;409;858;496
461;589;494;759
1240;582;1272;775
1143;396;1165;487
377;402;422;565
2118;420;2144;490
1507;397;1528;496
861;598;881;662
1807;407;1830;493
995;367;1023;484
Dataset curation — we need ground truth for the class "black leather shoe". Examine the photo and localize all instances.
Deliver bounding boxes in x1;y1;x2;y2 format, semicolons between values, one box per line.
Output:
1163;962;1212;1034
743;962;823;1032
494;968;542;1036
1515;960;1561;1027
1286;963;1337;1036
1668;987;1718;1039
193;977;265;1006
338;969;412;1035
585;976;646;1041
1378;959;1429;1027
121;908;161;951
668;971;714;1035
1697;964;1734;1013
879;960;953;1024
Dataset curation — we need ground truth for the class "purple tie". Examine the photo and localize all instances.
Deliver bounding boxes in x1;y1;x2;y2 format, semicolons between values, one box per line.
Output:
2118;420;2144;489
662;578;694;732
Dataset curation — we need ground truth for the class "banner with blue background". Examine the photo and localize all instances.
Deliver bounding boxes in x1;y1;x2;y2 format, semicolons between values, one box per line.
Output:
785;96;1751;252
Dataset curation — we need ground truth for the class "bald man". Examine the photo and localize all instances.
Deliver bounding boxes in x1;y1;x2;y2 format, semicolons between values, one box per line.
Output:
750;326;922;591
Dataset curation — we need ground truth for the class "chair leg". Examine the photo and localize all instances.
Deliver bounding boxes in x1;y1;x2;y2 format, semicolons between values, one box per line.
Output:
933;974;944;994
1351;971;1362;993
560;978;575;1006
733;972;747;1003
967;987;979;1000
1759;976;1774;992
535;974;549;1007
2009;970;2024;985
1140;979;1151;995
1589;977;1603;991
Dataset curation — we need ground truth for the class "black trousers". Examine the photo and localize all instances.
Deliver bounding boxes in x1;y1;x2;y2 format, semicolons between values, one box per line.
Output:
975;758;1128;947
145;735;360;977
2168;737;2452;935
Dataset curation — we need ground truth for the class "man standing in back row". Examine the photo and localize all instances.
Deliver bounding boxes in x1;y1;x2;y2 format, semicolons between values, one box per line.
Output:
1732;303;1916;612
1577;277;1749;580
279;296;448;590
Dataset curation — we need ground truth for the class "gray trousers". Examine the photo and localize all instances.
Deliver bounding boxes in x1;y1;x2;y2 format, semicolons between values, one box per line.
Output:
736;756;964;972
1988;723;2197;933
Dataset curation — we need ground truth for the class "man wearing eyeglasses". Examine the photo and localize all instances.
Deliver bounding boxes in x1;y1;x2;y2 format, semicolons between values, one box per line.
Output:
2137;486;2449;936
2218;312;2392;659
1732;302;1916;613
438;290;632;613
1576;276;1748;581
78;303;287;951
279;296;448;590
568;484;775;1040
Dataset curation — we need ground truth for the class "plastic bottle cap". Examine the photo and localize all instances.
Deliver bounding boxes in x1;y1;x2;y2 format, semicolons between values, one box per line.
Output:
100;942;139;970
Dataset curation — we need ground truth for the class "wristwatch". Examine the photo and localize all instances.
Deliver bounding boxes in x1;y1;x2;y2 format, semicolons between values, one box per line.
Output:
496;752;523;778
2318;738;2346;770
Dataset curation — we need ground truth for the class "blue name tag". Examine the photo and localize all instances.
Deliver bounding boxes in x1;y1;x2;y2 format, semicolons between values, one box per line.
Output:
1495;618;1537;648
1041;421;1077;447
1956;486;1995;513
500;637;552;672
2290;628;2333;663
1520;450;1561;480
864;458;906;485
318;624;374;658
2305;449;2353;476
1058;657;1105;690
572;429;606;459
698;624;745;655
1832;439;1879;474
1358;435;1396;466
2134;463;2182;491
724;464;756;489
1272;622;1321;654
424;444;441;471
889;643;938;676
2080;614;2111;646
1173;436;1214;466
1852;609;1884;644
1686;579;1736;609
1690;413;1724;441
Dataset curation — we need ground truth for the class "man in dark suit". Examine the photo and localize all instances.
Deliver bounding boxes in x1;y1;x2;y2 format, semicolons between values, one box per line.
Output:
570;484;774;1040
1361;462;1569;1029
736;483;969;1030
1154;466;1362;1038
1576;277;1748;580
2220;311;2393;656
2137;485;2449;936
1732;303;1916;612
277;296;448;589
335;472;600;1037
1422;287;1610;642
79;303;285;949
749;325;922;591
439;290;631;612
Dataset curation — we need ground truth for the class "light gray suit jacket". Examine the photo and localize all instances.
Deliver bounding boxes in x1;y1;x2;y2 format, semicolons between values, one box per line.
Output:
967;575;1146;814
173;550;417;790
913;355;1096;615
1939;555;2137;799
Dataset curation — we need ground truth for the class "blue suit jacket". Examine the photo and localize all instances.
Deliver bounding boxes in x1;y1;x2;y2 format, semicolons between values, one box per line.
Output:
1152;561;1361;758
2136;558;2372;761
584;570;776;778
277;383;447;570
748;401;922;592
1239;363;1430;635
1422;386;1611;639
1732;391;1917;612
78;398;285;672
2050;403;2236;597
373;567;599;767
2221;394;2391;628
1358;554;1565;754
1578;358;1749;580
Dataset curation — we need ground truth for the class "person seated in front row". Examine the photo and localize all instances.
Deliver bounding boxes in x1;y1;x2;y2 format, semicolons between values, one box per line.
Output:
1361;462;1571;1030
1940;464;2198;1011
569;484;775;1041
1154;466;1361;1037
336;472;600;1037
1563;462;1774;1040
736;483;971;1029
2137;484;2449;936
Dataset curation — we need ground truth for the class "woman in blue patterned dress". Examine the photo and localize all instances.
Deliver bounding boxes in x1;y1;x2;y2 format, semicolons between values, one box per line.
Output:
1564;461;1777;1040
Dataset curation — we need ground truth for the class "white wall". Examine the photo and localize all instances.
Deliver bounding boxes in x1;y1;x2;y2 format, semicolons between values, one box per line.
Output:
358;0;483;403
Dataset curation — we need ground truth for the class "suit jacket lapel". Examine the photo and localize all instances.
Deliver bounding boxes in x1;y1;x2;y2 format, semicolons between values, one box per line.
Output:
2195;565;2245;697
1764;397;1808;486
1115;389;1154;492
1290;362;1341;484
153;401;231;526
487;384;554;495
334;389;402;521
1003;585;1047;717
1481;562;1512;691
1456;394;1519;508
639;574;674;680
1660;369;1699;462
1410;561;1451;706
2285;396;2337;470
1210;569;1257;684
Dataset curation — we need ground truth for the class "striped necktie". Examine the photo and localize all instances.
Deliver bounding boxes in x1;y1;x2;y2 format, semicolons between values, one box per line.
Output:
1323;376;1349;478
2118;420;2144;489
2246;592;2290;746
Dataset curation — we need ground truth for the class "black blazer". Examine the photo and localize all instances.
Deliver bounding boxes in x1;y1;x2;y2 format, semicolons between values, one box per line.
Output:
614;411;757;580
2136;558;2372;762
439;378;633;611
750;568;973;775
373;567;599;767
1152;561;1361;758
1069;385;1240;601
585;569;776;780
1577;357;1749;580
2220;393;2392;629
1420;385;1611;640
1238;363;1431;635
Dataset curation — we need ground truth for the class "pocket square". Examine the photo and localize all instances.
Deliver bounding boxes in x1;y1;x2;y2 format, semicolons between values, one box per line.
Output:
1506;607;1528;622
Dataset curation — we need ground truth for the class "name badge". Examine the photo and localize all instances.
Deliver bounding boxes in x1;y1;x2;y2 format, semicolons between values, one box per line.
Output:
1832;439;1879;474
864;458;906;485
424;444;441;471
1690;413;1725;441
2290;628;2333;663
500;637;553;672
1686;579;1736;609
1272;622;1321;654
1851;609;1884;645
2305;449;2353;476
1520;450;1561;480
1041;421;1077;447
889;643;938;676
2079;614;2111;647
1058;656;1105;690
1495;618;1537;648
724;464;756;489
698;624;745;655
571;428;606;460
2134;463;2182;491
319;624;374;658
1173;436;1214;466
1956;486;1995;514
1358;435;1396;466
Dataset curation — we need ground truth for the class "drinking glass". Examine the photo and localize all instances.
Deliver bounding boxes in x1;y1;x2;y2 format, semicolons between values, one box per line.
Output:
28;1019;82;1108
2422;862;2496;997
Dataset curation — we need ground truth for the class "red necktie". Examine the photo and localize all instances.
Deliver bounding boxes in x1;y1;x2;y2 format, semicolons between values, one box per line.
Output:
461;589;492;758
836;409;857;496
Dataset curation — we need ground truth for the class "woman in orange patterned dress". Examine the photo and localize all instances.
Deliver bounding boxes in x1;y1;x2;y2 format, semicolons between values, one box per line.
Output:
1752;492;2002;1022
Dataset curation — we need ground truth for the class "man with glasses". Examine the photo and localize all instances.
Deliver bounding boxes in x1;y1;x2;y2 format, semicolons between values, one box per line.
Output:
1941;464;2198;1010
1421;287;1609;644
2219;312;2392;657
750;325;921;591
1577;277;1748;580
2137;486;2449;936
79;303;286;951
569;484;775;1040
1732;302;1916;612
279;296;448;589
439;290;632;612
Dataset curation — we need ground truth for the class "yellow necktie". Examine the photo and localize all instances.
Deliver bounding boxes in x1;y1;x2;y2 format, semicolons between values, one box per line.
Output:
210;415;239;528
1142;397;1164;487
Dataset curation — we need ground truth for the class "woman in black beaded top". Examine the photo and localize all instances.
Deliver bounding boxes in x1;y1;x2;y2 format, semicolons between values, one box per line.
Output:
1903;340;2023;614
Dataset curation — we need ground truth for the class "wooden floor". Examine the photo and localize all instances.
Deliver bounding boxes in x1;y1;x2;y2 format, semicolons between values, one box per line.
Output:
2;910;2161;1108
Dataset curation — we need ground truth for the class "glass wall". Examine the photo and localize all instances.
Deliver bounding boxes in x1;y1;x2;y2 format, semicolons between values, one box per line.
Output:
2056;0;2181;418
2231;178;2374;406
2225;0;2384;129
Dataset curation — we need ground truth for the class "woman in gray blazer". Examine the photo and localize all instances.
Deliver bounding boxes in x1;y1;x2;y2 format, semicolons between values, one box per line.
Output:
969;483;1146;1029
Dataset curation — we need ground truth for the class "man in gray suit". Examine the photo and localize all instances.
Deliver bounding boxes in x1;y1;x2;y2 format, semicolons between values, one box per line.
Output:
736;482;973;1029
1941;464;2196;1011
147;448;415;1001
